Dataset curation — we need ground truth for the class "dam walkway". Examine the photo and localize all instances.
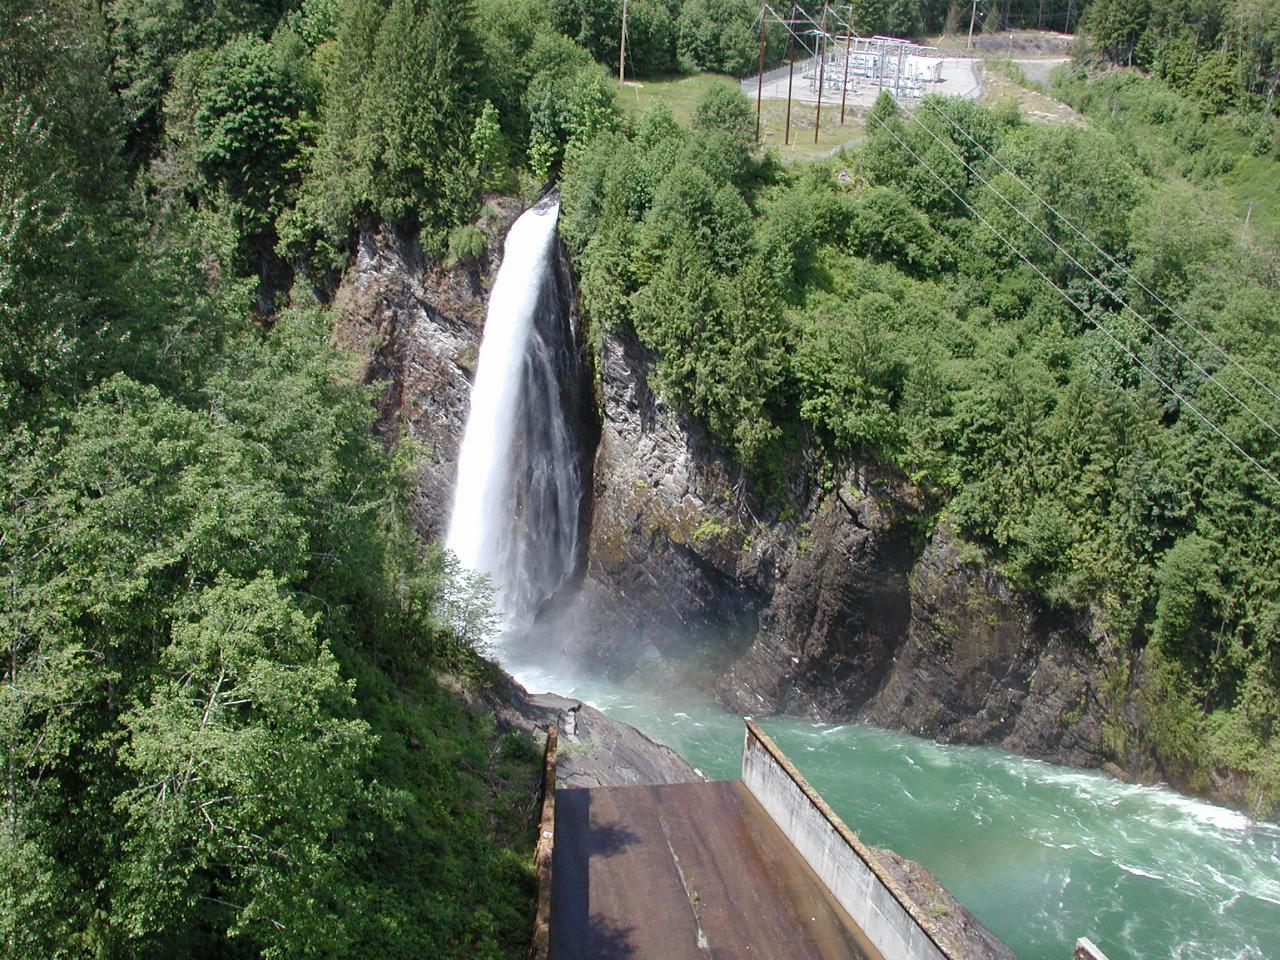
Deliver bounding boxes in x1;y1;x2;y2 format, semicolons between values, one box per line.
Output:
529;721;962;960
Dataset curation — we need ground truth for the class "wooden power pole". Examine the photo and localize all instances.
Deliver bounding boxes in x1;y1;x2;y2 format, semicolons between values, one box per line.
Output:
840;23;852;124
619;0;629;87
755;3;767;142
814;4;829;144
967;0;978;50
784;3;797;145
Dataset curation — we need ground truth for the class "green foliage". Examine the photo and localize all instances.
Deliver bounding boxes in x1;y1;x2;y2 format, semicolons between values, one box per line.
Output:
1138;646;1211;789
1;3;542;952
471;99;514;191
0;0;146;419
106;0;294;152
296;0;481;254
549;0;622;63
1080;0;1280;116
860;94;969;215
117;574;371;955
548;0;682;77
794;290;909;462
163;33;310;273
625;0;680;76
974;124;1139;284
2;0;121;204
292;0;342;47
1;307;540;956
848;186;945;276
1154;533;1224;667
692;79;756;143
1079;0;1151;67
676;0;761;76
566;57;1280;810
361;0;481;226
847;0;923;36
527;60;621;178
447;223;488;267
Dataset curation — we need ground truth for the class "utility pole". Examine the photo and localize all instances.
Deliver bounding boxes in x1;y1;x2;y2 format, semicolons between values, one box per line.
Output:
784;3;797;146
756;3;767;142
967;0;978;51
839;19;852;124
815;4;829;144
619;0;629;87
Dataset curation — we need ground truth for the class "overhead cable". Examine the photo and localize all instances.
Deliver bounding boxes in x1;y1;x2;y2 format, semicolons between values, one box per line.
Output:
915;93;1280;410
863;109;1280;489
897;101;1280;443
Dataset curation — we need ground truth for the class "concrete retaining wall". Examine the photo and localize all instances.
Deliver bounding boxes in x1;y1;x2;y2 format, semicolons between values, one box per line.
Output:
529;725;557;960
741;721;961;960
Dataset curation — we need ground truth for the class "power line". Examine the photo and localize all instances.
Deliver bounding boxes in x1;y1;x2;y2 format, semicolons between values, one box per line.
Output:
757;1;1279;485
897;99;1280;444
750;5;1279;483
914;94;1280;411
864;108;1280;489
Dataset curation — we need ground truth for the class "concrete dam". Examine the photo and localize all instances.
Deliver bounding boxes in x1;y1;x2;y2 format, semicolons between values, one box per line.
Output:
537;720;964;960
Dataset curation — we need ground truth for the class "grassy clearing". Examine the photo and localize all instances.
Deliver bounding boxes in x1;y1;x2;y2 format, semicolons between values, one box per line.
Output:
1228;154;1280;235
616;72;867;163
980;58;1083;126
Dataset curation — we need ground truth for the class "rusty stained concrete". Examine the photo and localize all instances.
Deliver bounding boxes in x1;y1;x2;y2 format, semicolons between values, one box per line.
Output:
550;780;885;960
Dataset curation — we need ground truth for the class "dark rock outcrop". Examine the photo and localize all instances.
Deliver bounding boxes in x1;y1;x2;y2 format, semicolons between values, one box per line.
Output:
332;210;515;539
487;677;703;788
716;487;916;719
862;528;1108;768
577;324;1114;774
572;327;765;675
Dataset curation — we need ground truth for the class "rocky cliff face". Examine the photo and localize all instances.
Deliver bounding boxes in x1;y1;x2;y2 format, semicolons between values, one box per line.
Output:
331;211;1123;790
332;215;502;540
575;325;1115;773
569;328;764;676
860;528;1110;768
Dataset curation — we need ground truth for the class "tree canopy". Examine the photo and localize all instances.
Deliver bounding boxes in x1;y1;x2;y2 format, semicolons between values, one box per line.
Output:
562;74;1280;811
2;0;542;955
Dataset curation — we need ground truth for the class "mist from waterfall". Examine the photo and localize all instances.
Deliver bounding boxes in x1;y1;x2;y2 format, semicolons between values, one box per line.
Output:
445;196;584;625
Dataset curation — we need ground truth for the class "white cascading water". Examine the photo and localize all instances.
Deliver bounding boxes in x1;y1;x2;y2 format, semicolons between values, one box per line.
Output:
445;196;583;625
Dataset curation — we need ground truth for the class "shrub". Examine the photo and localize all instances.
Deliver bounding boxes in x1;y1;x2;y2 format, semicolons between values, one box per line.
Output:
446;224;487;267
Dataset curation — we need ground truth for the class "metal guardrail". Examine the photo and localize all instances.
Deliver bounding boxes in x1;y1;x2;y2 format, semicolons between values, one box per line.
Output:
528;724;557;960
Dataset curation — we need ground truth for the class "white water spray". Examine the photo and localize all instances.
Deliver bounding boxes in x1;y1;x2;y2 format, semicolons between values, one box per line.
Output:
446;197;584;624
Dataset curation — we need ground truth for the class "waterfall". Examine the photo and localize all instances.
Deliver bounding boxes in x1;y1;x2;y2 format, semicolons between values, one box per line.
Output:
445;196;587;625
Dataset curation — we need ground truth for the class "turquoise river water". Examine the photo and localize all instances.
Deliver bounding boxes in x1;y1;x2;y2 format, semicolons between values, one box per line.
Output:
506;650;1280;960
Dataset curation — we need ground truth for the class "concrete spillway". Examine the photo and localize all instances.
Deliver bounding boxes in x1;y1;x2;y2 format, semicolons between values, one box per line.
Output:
551;780;885;960
541;723;968;960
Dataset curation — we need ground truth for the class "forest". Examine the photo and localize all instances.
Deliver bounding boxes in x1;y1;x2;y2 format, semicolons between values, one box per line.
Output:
2;0;1279;955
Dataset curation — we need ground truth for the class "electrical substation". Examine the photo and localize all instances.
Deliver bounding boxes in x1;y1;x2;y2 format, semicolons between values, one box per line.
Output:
739;4;982;144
